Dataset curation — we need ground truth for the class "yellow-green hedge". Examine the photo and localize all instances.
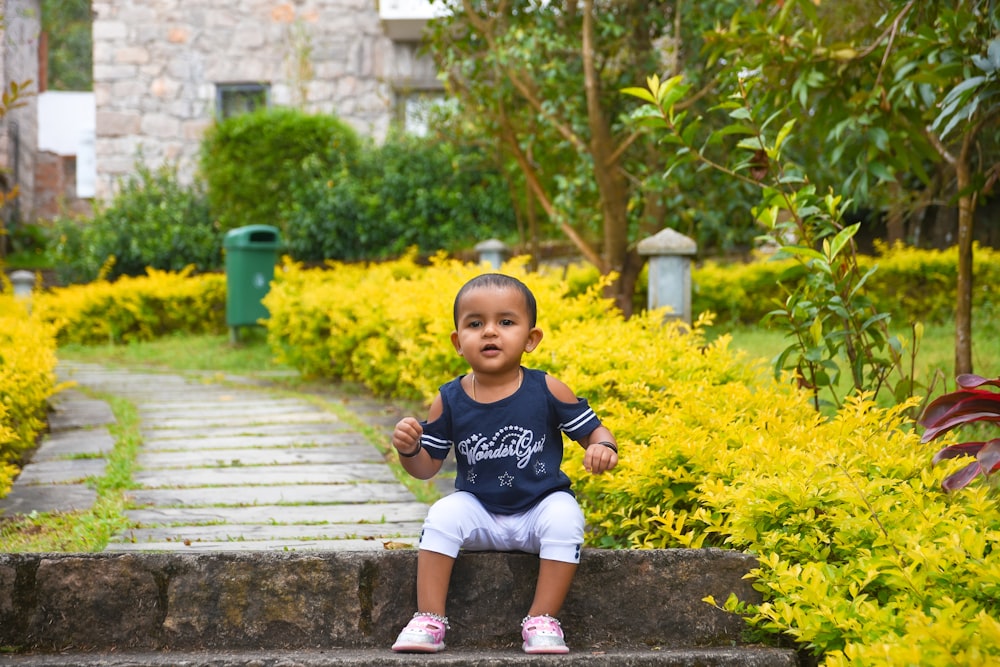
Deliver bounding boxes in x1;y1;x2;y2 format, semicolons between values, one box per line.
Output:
692;243;1000;326
0;292;61;497
264;255;1000;665
31;267;227;345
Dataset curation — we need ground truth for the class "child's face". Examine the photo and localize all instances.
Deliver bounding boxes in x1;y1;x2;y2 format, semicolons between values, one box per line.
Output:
451;285;542;373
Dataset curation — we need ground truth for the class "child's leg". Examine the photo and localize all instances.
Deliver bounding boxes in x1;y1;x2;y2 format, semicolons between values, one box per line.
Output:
415;491;495;615
416;549;455;616
522;491;586;617
528;559;578;617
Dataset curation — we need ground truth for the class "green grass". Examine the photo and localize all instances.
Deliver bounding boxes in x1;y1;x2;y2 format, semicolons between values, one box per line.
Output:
59;327;288;376
708;315;1000;406
0;394;139;552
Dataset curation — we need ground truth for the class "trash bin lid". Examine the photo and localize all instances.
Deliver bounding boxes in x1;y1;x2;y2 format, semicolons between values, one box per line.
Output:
224;224;281;249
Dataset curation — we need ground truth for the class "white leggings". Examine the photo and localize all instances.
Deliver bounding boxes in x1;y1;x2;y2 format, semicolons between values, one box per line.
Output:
418;490;584;564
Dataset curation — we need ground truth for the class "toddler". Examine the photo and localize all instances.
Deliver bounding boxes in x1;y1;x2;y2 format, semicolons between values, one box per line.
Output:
390;273;619;654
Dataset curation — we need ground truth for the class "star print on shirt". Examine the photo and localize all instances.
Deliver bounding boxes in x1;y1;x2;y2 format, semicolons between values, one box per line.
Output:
534;460;546;476
498;471;514;487
466;470;478;484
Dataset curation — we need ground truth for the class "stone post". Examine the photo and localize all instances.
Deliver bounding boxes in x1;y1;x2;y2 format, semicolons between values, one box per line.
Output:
474;238;509;270
637;228;697;324
9;270;36;299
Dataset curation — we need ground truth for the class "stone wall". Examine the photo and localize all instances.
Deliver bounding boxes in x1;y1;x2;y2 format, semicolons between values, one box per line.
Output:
91;0;433;200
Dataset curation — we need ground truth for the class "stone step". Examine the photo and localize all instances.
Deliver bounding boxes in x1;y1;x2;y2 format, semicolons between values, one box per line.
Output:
0;550;798;665
3;646;799;666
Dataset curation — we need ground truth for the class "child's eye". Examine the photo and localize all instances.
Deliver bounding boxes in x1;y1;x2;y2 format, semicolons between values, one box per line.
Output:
500;319;515;326
468;321;483;328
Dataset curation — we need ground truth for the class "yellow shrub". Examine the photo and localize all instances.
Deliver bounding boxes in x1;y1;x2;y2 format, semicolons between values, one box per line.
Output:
32;268;226;345
0;295;62;492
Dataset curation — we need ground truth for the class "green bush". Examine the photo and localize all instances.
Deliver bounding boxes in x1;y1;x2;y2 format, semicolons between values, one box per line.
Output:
199;107;361;233
50;163;219;284
283;132;517;261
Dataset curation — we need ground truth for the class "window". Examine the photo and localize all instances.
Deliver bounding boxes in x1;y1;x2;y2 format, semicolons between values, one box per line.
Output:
397;89;448;137
216;83;270;120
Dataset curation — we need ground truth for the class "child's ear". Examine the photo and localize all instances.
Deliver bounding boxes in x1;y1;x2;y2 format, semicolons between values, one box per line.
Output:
451;331;463;355
524;327;543;353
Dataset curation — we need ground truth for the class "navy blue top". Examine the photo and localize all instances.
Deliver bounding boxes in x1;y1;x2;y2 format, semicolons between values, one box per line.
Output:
419;367;602;514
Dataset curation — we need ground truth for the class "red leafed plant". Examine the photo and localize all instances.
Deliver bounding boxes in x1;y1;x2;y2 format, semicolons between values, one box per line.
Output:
919;374;1000;492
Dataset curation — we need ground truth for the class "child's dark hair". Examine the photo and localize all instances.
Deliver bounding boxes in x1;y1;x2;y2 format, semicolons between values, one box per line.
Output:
453;273;538;328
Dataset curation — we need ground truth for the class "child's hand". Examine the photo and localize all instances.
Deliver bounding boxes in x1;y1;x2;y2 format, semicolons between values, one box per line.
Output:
392;417;423;456
584;443;618;475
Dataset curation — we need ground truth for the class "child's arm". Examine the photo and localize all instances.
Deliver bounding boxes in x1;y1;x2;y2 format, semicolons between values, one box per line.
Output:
391;395;445;480
580;426;619;475
545;375;619;475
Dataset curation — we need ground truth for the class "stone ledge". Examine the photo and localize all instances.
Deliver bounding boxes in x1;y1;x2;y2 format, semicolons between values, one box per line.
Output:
2;646;800;667
1;549;765;653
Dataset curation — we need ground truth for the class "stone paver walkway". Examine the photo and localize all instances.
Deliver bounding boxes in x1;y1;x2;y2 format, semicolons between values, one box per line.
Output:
0;362;432;552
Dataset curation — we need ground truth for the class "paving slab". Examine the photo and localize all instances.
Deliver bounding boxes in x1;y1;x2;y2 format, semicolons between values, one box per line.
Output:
141;421;343;439
13;459;107;485
31;427;115;460
140;432;367;451
132;462;399;487
138;400;327;417
135;444;386;468
46;389;116;431
0;484;97;515
126;482;417;507
122;501;429;526
109;520;423;544
140;412;335;430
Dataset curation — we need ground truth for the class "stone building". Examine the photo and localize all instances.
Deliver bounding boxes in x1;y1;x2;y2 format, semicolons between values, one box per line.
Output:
90;0;442;201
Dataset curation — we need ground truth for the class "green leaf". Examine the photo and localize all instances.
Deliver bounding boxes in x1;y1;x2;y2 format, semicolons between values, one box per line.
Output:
783;246;825;262
736;137;766;151
729;107;753;121
774;119;796;153
622;86;657;104
828;223;860;259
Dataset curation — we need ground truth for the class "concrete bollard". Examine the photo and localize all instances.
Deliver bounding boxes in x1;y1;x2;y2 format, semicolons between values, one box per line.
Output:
637;228;697;324
474;238;509;270
9;269;36;299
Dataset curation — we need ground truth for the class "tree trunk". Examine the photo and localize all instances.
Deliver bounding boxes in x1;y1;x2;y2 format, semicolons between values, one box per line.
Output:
954;156;974;376
582;0;632;309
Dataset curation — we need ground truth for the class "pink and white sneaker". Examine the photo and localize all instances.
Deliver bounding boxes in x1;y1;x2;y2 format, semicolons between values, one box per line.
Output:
391;612;449;653
521;614;569;654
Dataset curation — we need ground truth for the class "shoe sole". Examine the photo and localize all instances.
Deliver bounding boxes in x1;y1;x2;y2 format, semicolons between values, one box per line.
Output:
392;642;446;653
523;643;570;654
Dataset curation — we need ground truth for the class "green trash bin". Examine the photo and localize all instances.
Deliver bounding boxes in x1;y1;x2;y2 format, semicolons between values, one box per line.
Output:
223;225;281;337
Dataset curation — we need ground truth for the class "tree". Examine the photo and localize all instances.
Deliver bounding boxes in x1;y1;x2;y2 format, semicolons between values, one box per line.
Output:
41;0;92;91
425;0;743;313
690;0;999;376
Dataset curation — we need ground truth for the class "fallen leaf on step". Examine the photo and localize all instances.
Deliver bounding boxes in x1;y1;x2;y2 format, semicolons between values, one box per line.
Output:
382;541;414;550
